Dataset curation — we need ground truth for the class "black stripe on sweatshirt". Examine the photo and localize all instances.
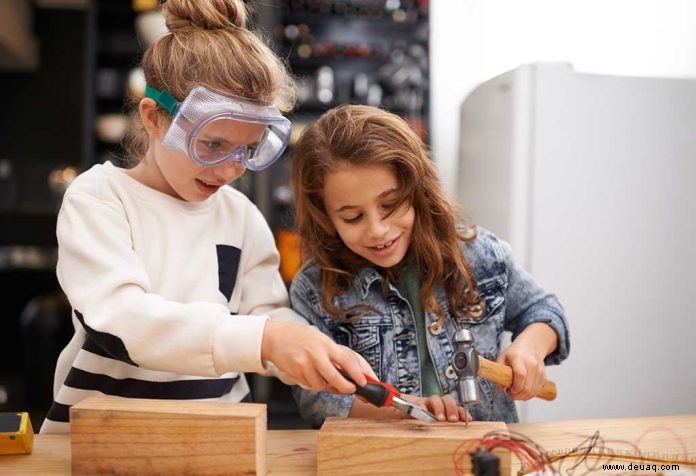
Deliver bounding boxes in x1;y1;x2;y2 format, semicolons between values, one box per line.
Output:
64;367;239;400
216;244;241;301
74;310;138;367
82;335;134;364
46;402;71;423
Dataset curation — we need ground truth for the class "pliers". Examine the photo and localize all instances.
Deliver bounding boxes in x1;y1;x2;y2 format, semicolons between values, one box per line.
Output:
340;371;438;423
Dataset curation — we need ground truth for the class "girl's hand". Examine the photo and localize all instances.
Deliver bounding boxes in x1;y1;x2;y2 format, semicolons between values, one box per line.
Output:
349;392;472;422
400;394;472;423
261;320;369;393
495;322;557;400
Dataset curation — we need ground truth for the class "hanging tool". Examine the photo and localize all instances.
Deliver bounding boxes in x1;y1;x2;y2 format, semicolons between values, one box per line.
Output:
452;329;558;415
340;371;438;423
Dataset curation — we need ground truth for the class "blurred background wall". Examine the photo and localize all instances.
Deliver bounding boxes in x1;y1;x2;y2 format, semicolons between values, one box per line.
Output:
431;0;696;423
431;0;696;194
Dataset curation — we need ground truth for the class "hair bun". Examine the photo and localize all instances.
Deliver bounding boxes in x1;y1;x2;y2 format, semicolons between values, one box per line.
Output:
163;0;248;32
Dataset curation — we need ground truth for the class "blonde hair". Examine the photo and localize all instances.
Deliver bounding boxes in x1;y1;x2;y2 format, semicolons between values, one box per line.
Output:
123;0;296;162
292;105;483;326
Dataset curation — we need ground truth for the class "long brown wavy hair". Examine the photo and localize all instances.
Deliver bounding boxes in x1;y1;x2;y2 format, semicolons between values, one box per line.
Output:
292;105;483;326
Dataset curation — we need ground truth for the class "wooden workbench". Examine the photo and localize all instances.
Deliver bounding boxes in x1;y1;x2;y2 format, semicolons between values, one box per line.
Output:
509;415;696;475
0;430;318;475
2;415;695;474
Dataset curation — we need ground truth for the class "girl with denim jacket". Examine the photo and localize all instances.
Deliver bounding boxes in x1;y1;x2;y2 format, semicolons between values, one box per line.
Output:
289;105;570;427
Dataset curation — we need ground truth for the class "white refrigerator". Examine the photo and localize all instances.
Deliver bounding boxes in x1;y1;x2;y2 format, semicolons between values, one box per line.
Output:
456;63;696;422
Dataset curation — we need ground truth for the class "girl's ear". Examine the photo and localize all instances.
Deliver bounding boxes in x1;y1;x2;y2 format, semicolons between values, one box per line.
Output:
139;98;167;140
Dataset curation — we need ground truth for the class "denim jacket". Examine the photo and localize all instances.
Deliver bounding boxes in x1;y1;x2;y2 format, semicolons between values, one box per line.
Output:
289;228;569;427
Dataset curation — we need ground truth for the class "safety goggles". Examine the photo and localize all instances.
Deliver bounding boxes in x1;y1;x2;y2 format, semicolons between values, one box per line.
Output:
145;84;291;170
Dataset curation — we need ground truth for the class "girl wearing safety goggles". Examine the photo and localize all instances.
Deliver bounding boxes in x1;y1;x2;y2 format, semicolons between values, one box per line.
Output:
42;0;371;435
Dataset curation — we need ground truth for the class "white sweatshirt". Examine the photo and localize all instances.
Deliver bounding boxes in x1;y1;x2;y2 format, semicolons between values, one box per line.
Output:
41;162;306;434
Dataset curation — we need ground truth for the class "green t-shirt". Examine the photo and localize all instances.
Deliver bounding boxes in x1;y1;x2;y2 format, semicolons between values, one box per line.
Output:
393;260;442;397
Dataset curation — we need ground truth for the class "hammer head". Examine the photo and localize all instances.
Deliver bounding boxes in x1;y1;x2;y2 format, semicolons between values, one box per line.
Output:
452;329;481;405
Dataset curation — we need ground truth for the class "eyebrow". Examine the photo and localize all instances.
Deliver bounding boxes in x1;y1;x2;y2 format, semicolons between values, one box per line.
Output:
335;188;399;213
199;135;261;148
199;135;230;143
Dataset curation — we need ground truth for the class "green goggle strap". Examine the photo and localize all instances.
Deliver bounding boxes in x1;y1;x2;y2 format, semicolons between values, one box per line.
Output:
144;85;178;116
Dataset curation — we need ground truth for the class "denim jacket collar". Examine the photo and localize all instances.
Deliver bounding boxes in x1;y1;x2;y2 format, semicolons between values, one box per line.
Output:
354;267;384;299
352;265;451;310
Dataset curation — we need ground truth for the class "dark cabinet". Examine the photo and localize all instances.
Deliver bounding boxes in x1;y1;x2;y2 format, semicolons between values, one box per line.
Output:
0;5;90;431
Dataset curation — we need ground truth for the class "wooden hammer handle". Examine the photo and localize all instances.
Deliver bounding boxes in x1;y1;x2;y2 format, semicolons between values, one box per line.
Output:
479;357;557;401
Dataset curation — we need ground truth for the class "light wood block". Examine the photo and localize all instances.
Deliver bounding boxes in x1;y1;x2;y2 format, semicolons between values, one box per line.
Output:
70;396;266;475
509;414;696;474
317;418;511;475
0;431;319;476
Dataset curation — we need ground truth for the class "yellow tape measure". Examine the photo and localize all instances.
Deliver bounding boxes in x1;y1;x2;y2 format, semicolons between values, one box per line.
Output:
0;412;34;455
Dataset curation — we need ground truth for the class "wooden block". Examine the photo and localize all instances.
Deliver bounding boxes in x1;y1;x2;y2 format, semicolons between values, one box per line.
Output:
317;418;511;475
70;396;266;475
267;430;318;475
509;414;696;475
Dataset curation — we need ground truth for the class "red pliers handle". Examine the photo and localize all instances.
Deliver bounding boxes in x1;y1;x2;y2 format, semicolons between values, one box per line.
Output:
339;371;400;407
339;371;439;423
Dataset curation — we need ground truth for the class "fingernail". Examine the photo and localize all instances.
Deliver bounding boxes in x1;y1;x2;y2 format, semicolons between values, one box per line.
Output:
449;415;458;421
438;413;445;420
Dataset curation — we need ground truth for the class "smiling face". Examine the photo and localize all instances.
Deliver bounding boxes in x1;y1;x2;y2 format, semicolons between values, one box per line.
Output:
322;163;414;268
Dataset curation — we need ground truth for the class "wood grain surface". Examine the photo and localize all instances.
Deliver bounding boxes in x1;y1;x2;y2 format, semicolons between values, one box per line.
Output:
0;430;319;475
70;397;267;475
509;414;696;474
317;418;511;475
4;414;694;475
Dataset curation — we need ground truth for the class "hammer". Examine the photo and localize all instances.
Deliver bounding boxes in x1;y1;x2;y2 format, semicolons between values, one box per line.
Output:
452;329;557;418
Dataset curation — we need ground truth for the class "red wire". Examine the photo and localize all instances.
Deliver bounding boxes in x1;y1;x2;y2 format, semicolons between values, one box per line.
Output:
453;434;552;475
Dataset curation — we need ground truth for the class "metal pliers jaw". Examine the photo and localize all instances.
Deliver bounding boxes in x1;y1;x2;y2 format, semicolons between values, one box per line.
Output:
341;372;438;423
390;395;438;423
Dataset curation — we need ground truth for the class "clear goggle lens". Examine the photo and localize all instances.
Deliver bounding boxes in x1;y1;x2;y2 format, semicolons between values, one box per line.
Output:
189;117;286;170
148;84;291;171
